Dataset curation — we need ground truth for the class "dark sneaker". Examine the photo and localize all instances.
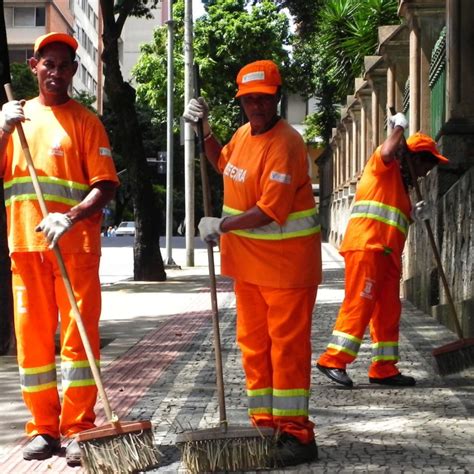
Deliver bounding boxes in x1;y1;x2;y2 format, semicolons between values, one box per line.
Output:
65;438;82;467
23;434;61;461
369;373;416;386
273;433;318;467
317;363;353;387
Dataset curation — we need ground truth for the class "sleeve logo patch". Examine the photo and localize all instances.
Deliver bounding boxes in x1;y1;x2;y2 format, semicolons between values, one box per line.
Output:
270;171;291;184
99;147;112;157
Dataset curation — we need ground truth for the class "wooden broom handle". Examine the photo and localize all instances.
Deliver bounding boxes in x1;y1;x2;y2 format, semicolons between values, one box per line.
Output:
389;108;463;339
193;65;227;429
4;83;117;422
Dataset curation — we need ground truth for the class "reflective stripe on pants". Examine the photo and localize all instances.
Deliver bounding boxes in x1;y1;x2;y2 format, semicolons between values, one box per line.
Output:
235;280;317;443
11;251;101;438
317;250;401;379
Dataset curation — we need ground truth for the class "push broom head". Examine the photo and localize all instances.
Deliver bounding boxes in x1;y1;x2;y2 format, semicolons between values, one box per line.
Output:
432;338;474;376
76;420;160;474
176;425;275;473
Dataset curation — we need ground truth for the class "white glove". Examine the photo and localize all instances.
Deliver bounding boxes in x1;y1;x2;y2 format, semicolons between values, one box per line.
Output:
1;100;25;133
410;200;431;222
389;112;408;130
36;212;73;248
183;97;209;124
198;217;226;244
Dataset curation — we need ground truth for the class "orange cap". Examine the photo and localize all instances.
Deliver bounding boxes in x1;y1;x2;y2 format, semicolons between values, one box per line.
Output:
34;32;78;54
406;132;449;163
236;60;282;98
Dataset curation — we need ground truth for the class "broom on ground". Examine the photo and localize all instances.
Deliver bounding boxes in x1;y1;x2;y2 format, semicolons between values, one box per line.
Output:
5;84;159;473
175;65;274;473
390;107;474;375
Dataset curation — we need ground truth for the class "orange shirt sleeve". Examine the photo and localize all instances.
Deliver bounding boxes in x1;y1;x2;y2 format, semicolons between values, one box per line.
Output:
256;128;309;225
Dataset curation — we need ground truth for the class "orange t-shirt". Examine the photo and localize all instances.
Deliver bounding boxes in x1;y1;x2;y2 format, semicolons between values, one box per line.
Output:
217;119;321;288
2;98;119;255
339;146;411;258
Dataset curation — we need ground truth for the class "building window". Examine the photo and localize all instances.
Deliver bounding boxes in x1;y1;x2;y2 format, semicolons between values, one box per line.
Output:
9;48;35;64
12;7;45;27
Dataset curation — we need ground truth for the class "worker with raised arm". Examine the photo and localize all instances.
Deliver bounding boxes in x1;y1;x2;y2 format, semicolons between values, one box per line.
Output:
316;113;449;388
0;32;119;465
183;60;322;468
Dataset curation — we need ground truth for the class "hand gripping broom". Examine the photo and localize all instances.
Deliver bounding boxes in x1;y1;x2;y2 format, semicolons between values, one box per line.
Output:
175;65;274;473
5;84;159;473
390;107;474;375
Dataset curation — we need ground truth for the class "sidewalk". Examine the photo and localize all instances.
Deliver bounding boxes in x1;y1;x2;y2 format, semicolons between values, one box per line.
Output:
0;242;473;473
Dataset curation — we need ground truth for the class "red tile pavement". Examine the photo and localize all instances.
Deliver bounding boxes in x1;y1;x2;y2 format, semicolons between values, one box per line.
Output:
0;283;229;473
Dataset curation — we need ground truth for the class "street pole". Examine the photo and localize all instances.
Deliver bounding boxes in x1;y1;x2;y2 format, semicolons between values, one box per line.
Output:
184;0;195;266
165;0;177;267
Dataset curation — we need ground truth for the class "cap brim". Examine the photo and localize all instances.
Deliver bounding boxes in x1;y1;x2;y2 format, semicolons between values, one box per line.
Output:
34;33;78;54
236;85;278;98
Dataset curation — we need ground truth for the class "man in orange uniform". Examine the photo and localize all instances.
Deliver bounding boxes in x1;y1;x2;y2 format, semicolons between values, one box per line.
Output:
317;112;448;388
184;60;321;467
0;33;119;465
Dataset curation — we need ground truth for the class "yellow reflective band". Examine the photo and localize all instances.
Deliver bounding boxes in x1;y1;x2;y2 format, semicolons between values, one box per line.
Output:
231;226;320;241
333;330;362;344
248;407;272;415
273;388;310;398
372;355;399;362
6;193;79;207
22;381;57;393
62;379;97;388
20;363;56;375
4;175;89;191
372;341;398;348
272;408;308;417
328;343;358;357
61;359;100;369
247;387;272;397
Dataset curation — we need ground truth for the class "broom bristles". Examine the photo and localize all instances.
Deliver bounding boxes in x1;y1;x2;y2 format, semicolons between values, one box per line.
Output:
178;434;274;473
433;338;474;376
78;427;160;474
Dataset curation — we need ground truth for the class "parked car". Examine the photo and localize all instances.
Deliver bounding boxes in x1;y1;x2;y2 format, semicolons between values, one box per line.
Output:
115;221;135;237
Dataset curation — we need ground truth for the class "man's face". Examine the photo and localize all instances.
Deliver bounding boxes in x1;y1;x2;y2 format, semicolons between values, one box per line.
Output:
29;43;77;101
240;93;279;134
411;152;438;178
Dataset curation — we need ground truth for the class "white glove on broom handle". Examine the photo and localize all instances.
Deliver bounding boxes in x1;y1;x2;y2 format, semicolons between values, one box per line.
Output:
4;83;118;424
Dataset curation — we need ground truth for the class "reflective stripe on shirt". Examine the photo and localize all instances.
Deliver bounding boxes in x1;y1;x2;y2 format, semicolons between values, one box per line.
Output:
4;176;90;207
350;200;409;236
222;205;321;240
19;363;57;393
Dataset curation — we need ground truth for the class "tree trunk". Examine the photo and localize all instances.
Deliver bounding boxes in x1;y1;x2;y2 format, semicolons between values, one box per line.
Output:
0;0;15;354
100;1;166;281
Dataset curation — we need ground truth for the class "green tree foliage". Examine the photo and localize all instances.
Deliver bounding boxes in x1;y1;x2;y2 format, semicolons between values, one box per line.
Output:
134;0;292;218
10;63;38;100
135;0;291;144
288;0;400;144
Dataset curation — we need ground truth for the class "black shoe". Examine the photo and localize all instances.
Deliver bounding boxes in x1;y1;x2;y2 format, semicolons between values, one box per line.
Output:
65;438;82;467
23;434;61;461
317;363;353;387
369;373;416;386
273;433;318;467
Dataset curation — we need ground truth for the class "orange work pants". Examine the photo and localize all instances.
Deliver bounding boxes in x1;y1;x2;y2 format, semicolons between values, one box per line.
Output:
318;250;401;379
11;251;101;439
235;279;317;444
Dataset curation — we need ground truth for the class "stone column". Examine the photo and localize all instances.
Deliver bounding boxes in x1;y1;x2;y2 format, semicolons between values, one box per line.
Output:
364;56;387;149
355;78;373;165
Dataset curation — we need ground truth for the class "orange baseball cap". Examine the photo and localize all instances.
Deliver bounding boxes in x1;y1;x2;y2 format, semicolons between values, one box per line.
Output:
34;32;78;54
406;132;449;163
236;60;282;98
